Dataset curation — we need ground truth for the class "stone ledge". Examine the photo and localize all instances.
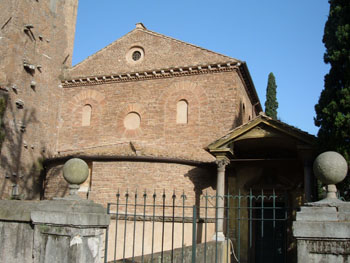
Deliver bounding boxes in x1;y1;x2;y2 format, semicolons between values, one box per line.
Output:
296;206;338;221
0;199;110;227
0;200;40;222
293;221;350;239
31;211;110;227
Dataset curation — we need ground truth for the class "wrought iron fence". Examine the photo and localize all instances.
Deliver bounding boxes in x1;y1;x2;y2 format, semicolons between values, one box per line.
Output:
104;189;294;263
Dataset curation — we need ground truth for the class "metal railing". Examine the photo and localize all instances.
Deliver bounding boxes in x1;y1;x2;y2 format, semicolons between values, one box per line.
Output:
104;189;294;263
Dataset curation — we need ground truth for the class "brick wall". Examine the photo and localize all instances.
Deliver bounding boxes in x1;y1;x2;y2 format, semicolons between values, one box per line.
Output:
68;27;236;79
47;56;255;207
45;160;217;215
58;71;249;153
0;0;78;199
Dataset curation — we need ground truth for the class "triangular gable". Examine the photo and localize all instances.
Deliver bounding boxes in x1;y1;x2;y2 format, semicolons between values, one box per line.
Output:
207;114;316;155
68;24;240;79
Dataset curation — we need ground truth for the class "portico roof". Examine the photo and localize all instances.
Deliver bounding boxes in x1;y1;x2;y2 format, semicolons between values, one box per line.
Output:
207;113;316;159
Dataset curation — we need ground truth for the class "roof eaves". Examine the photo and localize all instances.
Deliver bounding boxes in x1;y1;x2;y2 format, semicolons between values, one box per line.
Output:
239;62;262;113
62;61;240;86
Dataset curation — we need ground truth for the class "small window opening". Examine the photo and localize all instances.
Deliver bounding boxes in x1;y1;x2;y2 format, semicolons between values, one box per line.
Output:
177;100;188;124
132;51;141;61
82;104;92;126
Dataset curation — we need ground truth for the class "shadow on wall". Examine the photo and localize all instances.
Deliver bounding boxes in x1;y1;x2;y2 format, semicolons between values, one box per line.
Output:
185;166;216;243
42;163;69;199
0;90;47;200
231;100;244;130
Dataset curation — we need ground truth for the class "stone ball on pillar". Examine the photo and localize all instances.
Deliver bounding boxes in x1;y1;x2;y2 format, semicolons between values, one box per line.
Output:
313;151;348;185
63;158;89;185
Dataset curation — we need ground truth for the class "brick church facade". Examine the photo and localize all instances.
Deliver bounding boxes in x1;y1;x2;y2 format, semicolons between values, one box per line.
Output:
42;21;263;205
0;0;315;211
1;2;318;261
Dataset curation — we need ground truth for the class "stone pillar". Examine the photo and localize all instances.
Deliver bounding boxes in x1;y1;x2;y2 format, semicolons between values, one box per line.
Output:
31;198;110;263
293;151;349;262
0;158;110;263
213;157;229;241
293;203;350;262
30;158;110;263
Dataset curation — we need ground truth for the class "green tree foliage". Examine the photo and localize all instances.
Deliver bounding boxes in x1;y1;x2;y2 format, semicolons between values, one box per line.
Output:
265;72;278;119
314;0;350;199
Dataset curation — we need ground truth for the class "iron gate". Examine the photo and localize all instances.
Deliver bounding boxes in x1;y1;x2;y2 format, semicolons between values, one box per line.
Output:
104;189;294;263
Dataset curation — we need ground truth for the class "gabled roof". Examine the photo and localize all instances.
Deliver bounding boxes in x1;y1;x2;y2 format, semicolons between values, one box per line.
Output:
68;23;240;79
207;113;316;156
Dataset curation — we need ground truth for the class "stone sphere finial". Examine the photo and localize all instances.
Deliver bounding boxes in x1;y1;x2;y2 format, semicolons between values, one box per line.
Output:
63;158;89;196
313;151;348;202
313;151;348;185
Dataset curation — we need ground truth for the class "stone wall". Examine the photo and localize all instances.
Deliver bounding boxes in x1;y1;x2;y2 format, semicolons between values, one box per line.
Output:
0;221;34;262
0;0;78;199
118;241;230;263
0;198;109;263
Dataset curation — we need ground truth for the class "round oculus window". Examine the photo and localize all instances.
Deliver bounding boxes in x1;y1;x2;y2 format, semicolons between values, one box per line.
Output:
124;112;141;130
126;47;144;64
132;51;141;61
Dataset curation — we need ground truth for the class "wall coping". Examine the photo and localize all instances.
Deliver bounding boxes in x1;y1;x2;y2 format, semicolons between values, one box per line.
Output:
0;199;110;227
293;202;350;239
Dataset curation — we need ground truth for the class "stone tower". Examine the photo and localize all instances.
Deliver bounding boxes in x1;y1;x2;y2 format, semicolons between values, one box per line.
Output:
0;0;79;199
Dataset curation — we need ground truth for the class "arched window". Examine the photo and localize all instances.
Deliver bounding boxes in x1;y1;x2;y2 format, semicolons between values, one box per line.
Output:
176;100;188;124
82;104;92;126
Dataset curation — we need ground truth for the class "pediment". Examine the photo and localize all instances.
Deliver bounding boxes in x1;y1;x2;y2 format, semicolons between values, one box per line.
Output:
235;124;286;141
68;25;239;79
207;114;316;157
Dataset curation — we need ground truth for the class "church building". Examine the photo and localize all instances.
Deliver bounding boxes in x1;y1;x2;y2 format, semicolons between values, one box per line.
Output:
44;22;264;204
0;1;316;261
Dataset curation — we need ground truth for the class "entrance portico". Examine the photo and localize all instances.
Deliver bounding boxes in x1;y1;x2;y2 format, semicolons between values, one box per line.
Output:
207;113;316;262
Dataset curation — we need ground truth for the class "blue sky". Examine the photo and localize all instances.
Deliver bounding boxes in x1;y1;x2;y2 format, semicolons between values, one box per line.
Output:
72;1;330;135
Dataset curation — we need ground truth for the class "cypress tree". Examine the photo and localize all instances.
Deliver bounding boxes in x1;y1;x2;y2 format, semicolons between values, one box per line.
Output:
265;72;278;119
314;0;350;199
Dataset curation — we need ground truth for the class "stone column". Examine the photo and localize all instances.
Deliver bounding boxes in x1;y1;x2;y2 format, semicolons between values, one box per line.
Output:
303;160;313;202
298;146;314;202
213;157;229;241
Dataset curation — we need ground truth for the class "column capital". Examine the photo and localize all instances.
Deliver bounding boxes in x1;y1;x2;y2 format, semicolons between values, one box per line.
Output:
215;157;230;168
